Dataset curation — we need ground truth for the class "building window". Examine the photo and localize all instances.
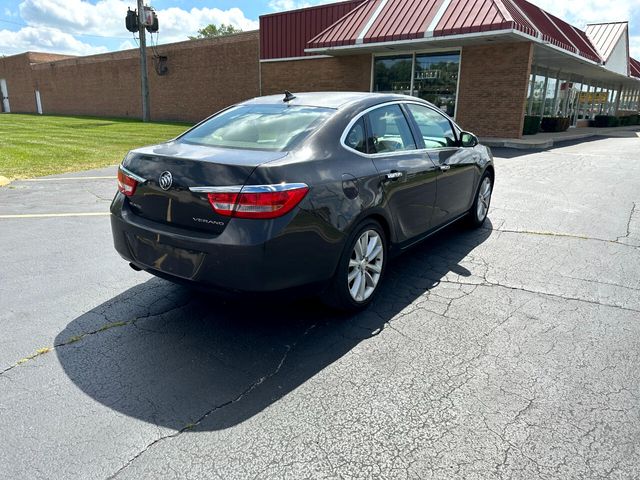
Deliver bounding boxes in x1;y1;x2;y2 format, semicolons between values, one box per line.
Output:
413;52;460;117
373;55;412;95
373;51;461;118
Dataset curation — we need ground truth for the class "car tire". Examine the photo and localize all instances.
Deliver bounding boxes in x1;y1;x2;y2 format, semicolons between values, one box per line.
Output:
468;171;493;228
323;219;387;312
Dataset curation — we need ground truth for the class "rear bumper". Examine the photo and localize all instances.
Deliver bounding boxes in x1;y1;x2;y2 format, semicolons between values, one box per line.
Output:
110;193;344;293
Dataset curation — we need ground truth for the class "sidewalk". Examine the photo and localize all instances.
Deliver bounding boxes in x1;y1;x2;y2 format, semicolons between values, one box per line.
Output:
481;125;640;150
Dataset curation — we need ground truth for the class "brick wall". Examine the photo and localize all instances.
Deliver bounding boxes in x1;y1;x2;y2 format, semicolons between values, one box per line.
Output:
261;55;372;95
0;54;34;113
32;52;141;119
149;33;260;122
5;32;260;123
0;53;73;114
456;42;533;138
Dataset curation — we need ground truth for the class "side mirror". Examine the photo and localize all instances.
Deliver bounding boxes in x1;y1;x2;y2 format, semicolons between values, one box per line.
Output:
460;132;478;148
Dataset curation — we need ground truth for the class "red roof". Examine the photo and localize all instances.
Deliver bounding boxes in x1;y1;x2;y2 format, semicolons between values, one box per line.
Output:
631;58;640;78
306;0;605;63
364;0;445;43
308;0;382;48
260;0;366;59
433;0;536;37
510;0;600;61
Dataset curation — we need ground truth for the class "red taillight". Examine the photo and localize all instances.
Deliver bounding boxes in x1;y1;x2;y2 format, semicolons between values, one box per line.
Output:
117;168;138;196
206;184;309;219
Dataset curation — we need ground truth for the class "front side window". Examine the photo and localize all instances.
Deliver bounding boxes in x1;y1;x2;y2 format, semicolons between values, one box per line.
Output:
366;105;416;154
406;103;457;148
180;104;334;151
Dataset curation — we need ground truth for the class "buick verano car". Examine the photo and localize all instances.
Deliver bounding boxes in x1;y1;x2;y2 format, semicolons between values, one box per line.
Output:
111;92;494;310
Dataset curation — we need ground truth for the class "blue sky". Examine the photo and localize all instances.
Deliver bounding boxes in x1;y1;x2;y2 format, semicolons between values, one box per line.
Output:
1;0;639;58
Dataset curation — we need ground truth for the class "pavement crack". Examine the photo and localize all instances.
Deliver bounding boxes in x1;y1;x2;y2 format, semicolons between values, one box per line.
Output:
616;202;636;242
105;322;317;479
439;279;640;314
0;299;194;377
84;188;113;203
0;347;52;377
484;226;638;249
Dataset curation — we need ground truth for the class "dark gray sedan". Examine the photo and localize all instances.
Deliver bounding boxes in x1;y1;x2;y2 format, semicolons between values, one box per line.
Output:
111;92;494;310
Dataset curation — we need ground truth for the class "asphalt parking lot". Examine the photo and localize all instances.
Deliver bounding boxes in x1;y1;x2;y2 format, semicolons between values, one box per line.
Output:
1;133;640;479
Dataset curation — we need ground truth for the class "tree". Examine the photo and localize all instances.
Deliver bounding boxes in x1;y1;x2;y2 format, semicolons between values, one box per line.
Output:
189;24;242;40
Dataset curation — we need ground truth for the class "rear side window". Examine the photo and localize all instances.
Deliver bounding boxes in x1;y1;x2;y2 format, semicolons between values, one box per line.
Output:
180;104;334;151
406;104;457;148
345;118;367;153
365;105;416;154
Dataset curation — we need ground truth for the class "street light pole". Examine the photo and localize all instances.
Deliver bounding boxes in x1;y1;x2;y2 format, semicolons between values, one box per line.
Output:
137;0;150;122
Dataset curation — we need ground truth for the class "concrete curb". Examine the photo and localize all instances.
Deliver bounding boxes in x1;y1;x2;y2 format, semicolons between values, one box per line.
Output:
481;127;640;150
0;176;10;187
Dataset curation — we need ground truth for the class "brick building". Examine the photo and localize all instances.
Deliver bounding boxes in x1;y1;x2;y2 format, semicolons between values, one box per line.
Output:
1;0;640;139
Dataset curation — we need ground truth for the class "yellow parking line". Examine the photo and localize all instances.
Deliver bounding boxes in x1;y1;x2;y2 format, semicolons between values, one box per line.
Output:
0;212;110;219
21;176;115;181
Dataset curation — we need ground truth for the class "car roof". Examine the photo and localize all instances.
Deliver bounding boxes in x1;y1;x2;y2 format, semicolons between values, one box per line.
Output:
242;91;423;110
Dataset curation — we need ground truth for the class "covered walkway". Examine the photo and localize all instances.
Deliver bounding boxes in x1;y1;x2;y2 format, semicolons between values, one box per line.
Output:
481;125;640;149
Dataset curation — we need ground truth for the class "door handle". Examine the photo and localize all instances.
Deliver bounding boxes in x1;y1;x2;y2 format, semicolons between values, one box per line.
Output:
439;165;451;172
385;171;403;181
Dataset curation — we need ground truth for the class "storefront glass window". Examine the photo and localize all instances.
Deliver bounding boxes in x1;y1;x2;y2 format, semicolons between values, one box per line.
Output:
413;52;460;117
373;52;461;117
373;55;413;95
543;77;558;116
529;74;546;116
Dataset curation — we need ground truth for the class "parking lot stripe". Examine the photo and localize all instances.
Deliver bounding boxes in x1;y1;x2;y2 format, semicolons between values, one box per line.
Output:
20;176;115;181
0;212;110;219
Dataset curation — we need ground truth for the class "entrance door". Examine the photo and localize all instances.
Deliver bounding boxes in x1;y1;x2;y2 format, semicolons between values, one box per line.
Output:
1;79;9;113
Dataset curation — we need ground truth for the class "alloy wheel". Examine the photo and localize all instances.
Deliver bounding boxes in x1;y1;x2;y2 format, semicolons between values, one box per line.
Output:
476;177;492;222
347;230;384;302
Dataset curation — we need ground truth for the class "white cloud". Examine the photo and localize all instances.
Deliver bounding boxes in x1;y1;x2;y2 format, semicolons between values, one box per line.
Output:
0;26;107;56
630;36;640;59
155;6;258;43
532;0;640;29
269;0;311;10
18;0;258;46
268;0;339;12
4;8;16;17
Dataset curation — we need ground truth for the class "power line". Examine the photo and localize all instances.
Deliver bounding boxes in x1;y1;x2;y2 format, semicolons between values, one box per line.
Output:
0;18;132;40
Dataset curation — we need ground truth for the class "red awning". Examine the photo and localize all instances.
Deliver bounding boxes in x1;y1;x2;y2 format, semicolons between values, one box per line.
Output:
308;0;603;64
630;58;640;78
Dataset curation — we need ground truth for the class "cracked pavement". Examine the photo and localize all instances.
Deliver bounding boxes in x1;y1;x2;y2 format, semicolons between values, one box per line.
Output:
1;135;640;479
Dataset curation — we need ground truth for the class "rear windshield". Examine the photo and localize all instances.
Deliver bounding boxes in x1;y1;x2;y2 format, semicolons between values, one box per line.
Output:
179;104;335;151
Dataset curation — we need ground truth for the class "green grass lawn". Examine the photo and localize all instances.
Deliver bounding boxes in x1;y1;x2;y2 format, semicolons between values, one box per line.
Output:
0;114;192;180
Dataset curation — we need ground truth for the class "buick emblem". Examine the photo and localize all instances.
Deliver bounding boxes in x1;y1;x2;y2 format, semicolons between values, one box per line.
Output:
158;171;173;191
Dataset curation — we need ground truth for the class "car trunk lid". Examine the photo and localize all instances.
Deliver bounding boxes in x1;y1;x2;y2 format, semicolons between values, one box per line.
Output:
122;141;287;234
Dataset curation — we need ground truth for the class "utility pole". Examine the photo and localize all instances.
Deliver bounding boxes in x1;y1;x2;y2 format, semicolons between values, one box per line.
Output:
137;0;150;122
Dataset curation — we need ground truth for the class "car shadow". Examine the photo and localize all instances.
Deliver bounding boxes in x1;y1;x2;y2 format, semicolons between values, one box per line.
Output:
55;219;493;432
